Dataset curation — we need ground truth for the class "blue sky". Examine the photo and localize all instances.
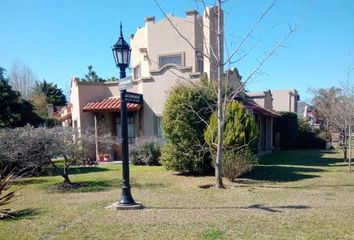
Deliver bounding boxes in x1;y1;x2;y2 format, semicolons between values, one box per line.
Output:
0;0;353;102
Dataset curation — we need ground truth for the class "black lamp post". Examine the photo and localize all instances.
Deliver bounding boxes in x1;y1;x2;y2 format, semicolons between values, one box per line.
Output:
112;23;136;206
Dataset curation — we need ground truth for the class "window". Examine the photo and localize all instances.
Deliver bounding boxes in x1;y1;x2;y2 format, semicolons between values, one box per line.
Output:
133;65;141;80
116;114;136;144
196;51;204;72
154;116;163;139
159;54;182;68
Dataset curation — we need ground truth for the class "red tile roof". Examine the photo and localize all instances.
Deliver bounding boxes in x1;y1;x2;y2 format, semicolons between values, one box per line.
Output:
82;97;141;112
245;101;280;117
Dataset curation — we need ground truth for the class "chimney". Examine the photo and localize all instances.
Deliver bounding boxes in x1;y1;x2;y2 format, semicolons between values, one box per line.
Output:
144;16;155;25
186;9;198;16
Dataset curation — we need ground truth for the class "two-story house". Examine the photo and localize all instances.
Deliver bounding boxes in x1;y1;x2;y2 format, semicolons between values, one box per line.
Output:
60;7;279;160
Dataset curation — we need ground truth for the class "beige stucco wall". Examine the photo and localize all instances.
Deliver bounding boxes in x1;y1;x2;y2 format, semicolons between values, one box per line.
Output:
127;8;221;136
271;89;298;112
203;7;223;81
130;12;205;79
247;90;273;110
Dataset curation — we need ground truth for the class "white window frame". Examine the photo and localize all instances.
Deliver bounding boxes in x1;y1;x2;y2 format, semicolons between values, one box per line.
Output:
133;64;141;80
158;52;184;68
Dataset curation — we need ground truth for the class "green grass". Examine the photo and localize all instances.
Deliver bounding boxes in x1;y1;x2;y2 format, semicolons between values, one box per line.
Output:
1;150;354;239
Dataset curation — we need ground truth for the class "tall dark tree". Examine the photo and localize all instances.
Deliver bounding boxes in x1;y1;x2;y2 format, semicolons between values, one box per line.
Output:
81;65;105;82
32;80;67;106
0;67;42;128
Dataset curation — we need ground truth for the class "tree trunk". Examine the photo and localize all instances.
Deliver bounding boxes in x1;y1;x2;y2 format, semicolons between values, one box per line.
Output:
349;125;352;172
215;0;225;189
62;156;71;185
215;97;224;189
62;172;71;184
344;131;348;161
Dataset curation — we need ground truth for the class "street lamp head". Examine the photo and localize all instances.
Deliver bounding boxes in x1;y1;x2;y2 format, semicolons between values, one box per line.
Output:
112;22;131;69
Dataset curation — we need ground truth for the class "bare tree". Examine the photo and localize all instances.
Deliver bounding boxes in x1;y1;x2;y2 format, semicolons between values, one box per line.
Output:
8;60;37;99
311;87;342;132
339;63;354;171
311;63;354;171
154;0;297;188
0;126;118;185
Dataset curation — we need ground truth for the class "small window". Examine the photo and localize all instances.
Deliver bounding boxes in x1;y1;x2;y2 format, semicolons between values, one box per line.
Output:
159;54;182;68
154;116;163;139
133;65;141;80
196;51;204;72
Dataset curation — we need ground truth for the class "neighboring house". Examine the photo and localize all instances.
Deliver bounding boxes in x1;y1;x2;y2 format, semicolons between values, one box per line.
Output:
297;101;311;117
297;101;320;128
58;7;280;159
271;89;300;112
57;104;72;127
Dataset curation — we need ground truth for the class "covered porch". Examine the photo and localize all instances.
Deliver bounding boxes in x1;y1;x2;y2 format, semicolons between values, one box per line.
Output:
83;97;143;161
245;101;279;154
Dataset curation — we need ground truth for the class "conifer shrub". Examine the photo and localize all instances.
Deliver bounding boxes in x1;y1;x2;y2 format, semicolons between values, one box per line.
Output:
204;101;258;180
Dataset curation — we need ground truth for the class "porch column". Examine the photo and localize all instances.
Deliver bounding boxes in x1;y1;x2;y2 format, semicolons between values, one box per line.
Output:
94;112;99;161
270;116;274;151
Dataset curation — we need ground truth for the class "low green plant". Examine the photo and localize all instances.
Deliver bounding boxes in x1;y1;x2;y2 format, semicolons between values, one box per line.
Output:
223;148;258;181
203;229;224;240
130;137;162;166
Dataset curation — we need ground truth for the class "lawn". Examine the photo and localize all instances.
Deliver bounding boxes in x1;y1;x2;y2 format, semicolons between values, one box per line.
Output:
1;150;354;239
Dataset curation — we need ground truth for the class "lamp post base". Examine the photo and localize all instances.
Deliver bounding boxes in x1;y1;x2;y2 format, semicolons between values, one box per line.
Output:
106;202;144;210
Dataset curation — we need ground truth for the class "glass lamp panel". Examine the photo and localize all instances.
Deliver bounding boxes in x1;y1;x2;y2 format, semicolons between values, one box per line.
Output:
122;49;129;65
118;51;123;65
112;50;119;66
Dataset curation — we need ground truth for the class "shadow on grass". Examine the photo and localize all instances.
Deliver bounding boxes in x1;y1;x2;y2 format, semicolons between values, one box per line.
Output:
237;183;354;189
66;166;111;175
237;150;343;183
45;177;170;193
259;150;340;166
242;165;322;182
173;171;214;177
148;204;311;213
46;179;120;193
1;208;40;221
133;182;171;189
12;178;49;186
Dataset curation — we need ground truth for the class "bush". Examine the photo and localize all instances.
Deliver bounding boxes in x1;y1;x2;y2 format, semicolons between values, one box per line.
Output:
295;118;326;149
204;101;258;152
223;149;258;181
0;126;54;175
273;112;298;150
0;126;118;184
204;101;258;180
42;118;60;128
161;78;214;173
296;130;326;149
318;130;331;142
130;138;162;166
